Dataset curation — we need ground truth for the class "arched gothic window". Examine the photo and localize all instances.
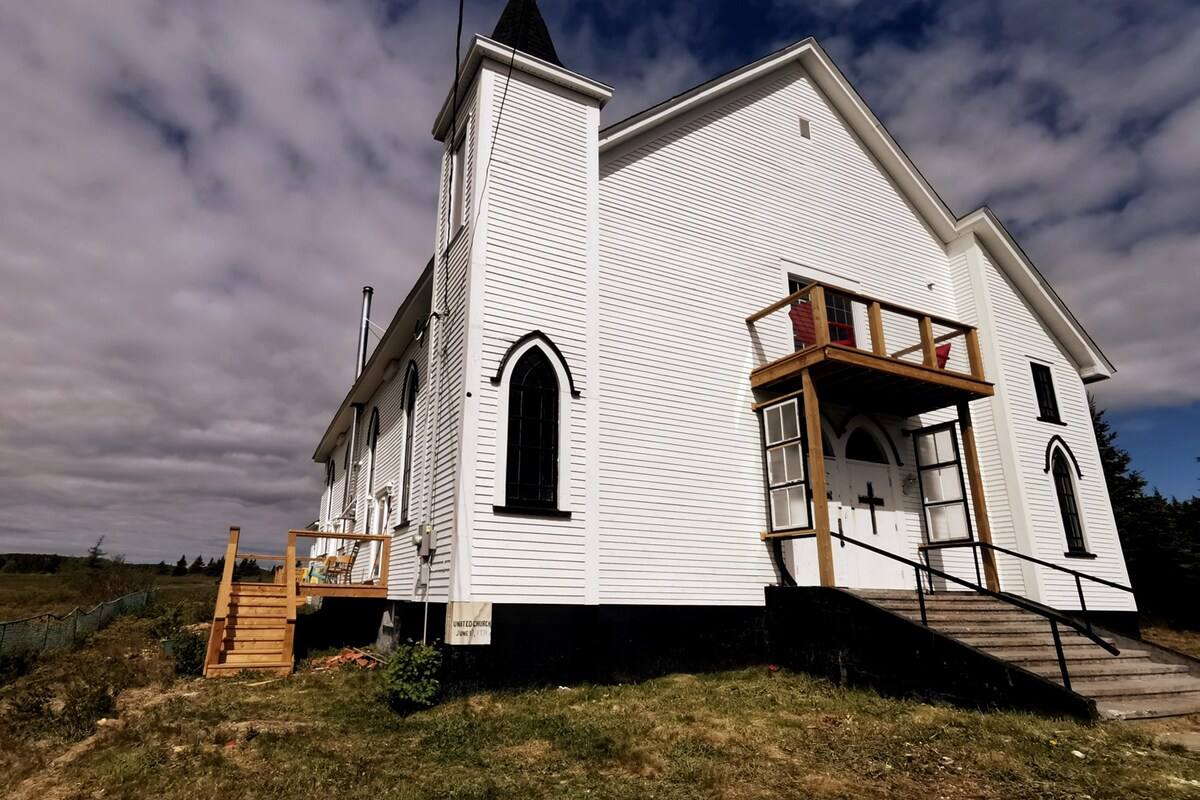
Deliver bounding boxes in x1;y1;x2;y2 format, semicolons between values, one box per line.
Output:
505;348;559;509
365;408;380;496
1051;451;1087;554
400;365;419;524
845;428;888;463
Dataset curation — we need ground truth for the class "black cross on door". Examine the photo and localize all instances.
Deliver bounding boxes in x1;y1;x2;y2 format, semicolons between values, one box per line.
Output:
858;481;886;535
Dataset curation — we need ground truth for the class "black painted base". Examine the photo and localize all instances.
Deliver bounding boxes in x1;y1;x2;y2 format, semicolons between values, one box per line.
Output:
373;600;768;691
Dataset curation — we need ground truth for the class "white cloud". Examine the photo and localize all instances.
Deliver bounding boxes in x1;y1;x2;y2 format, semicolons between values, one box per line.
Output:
0;0;1196;560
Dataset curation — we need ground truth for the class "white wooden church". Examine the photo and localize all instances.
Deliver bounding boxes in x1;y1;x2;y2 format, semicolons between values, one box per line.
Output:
271;1;1184;713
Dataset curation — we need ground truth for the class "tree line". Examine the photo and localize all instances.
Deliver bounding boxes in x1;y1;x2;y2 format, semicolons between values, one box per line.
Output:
1094;402;1199;628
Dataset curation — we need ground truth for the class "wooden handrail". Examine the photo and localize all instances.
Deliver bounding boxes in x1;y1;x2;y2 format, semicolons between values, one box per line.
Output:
204;526;241;674
889;328;963;360
288;530;391;542
747;280;973;335
745;280;985;381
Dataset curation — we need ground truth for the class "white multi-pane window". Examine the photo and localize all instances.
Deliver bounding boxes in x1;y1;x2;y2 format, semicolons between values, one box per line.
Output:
762;399;810;531
914;424;970;542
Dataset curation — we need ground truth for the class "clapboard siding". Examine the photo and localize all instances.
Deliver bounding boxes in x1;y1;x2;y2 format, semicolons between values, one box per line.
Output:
467;66;597;604
945;247;1028;596
596;66;955;604
979;247;1133;611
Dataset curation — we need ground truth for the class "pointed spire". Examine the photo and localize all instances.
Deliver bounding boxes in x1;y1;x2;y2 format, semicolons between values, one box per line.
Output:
491;0;564;69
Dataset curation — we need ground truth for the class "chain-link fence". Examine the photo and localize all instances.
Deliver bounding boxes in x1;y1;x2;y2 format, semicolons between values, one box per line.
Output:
0;589;155;659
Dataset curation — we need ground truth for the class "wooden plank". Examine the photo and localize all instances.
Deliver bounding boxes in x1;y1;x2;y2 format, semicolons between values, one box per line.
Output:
297;585;389;599
868;301;886;356
205;526;242;676
809;286;831;348
287;530;391;542
889;329;961;360
746;282;816;323
823;347;994;396
802;370;834;587
378;537;391;591
750;344;994;397
958;401;1000;592
759;529;817;541
965;328;985;380
919;316;937;368
232;553;287;562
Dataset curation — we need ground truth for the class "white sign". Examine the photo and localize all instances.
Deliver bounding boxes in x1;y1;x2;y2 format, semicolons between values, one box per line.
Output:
446;601;492;645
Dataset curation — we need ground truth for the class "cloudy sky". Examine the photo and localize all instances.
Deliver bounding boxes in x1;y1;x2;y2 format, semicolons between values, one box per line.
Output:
0;0;1196;563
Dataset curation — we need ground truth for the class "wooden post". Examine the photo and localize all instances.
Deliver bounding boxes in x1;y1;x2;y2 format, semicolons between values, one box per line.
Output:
919;316;937;368
204;526;241;675
802;369;835;587
957;402;999;592
379;536;391;590
868;301;886;356
810;285;831;348
965;328;985;380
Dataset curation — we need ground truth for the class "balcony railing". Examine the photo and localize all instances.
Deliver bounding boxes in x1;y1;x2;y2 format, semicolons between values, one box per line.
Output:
746;283;991;414
288;530;391;598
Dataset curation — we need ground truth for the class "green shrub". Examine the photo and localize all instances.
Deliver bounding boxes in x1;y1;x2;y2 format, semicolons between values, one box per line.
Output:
380;640;442;714
171;630;207;677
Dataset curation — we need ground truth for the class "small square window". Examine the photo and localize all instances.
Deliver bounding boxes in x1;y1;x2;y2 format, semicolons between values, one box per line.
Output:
1031;363;1061;423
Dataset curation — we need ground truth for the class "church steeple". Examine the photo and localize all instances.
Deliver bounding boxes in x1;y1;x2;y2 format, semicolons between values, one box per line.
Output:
490;0;564;68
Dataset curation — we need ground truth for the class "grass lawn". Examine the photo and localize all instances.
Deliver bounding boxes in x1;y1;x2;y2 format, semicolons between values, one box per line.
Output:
3;631;1199;800
0;572;218;621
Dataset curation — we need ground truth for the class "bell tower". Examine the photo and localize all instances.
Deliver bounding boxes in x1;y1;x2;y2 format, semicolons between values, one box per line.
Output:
434;0;613;612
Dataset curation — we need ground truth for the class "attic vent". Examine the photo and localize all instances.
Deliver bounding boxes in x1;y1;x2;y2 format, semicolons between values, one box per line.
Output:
799;117;811;139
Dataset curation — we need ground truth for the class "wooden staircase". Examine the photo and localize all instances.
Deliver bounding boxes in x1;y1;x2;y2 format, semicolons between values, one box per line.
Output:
205;526;297;677
856;589;1200;720
203;526;391;677
205;582;295;676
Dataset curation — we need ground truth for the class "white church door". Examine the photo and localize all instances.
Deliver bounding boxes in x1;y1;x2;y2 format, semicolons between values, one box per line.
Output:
837;428;908;589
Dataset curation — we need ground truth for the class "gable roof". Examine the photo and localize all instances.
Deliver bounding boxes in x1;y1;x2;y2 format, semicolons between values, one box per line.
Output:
491;0;563;69
598;39;1115;382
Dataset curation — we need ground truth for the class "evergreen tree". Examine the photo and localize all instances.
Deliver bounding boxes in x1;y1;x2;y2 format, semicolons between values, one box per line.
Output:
1092;399;1197;626
173;555;188;577
189;555;205;574
155;560;170;575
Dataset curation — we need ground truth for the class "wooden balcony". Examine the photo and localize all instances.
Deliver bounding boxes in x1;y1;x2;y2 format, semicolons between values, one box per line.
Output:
746;283;993;417
290;530;390;599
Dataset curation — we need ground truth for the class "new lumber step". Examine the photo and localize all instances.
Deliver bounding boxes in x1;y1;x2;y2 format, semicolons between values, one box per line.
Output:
223;640;288;654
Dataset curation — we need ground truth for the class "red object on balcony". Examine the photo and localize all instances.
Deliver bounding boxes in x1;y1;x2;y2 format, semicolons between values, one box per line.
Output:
936;343;951;369
789;301;856;349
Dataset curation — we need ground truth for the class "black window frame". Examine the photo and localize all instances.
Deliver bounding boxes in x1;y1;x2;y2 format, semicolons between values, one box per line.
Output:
399;365;419;526
1051;450;1089;556
759;398;812;533
1031;362;1063;424
495;348;569;517
912;421;974;544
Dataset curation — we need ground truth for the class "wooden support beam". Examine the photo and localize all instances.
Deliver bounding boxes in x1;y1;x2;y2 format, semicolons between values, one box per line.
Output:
868;301;886;356
965;328;985;380
378;536;391;591
810;286;831;348
919;316;937;368
958;401;1000;592
802;370;835;587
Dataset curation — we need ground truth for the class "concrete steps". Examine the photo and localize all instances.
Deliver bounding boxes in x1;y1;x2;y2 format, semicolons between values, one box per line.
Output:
852;589;1200;720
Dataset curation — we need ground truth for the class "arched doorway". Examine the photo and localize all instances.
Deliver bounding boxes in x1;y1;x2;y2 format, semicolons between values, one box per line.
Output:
833;425;907;588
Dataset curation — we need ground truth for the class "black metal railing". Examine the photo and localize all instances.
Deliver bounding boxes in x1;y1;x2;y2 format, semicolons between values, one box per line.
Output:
920;540;1135;636
831;531;1119;692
